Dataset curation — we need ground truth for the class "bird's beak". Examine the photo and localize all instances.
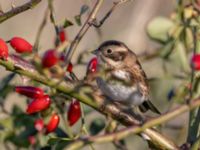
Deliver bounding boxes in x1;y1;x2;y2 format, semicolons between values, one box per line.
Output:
91;49;98;55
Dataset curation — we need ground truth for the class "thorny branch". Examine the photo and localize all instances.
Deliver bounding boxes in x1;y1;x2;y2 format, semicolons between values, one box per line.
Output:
66;98;200;150
64;0;132;64
187;26;200;149
0;0;42;23
64;0;104;64
0;55;179;150
91;0;132;28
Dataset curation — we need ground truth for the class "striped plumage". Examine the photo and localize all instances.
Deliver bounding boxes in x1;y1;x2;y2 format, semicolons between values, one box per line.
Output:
93;40;160;114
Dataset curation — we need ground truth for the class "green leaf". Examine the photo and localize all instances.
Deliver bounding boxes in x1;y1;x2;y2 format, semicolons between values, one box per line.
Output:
63;19;73;28
89;118;105;135
147;16;174;42
50;12;56;24
80;5;89;15
83;104;94;115
184;27;193;50
176;42;190;72
74;15;81;26
6;134;30;148
196;41;200;53
159;39;175;59
12;105;23;115
48;137;71;145
48;137;60;145
13;114;34;128
0;85;14;99
0;117;13;130
0;73;15;90
0;73;15;99
55;140;70;150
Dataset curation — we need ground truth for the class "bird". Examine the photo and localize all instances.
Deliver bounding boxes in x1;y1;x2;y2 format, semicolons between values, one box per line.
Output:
91;40;160;115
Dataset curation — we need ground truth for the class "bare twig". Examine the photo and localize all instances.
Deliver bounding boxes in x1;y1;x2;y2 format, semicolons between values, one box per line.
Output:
0;0;42;23
33;8;49;52
64;0;104;64
64;0;132;64
66;98;200;150
0;3;3;15
48;0;59;35
138;50;160;61
91;0;131;28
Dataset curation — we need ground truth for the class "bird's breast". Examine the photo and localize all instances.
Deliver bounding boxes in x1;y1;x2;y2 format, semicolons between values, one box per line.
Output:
112;70;131;80
96;77;139;103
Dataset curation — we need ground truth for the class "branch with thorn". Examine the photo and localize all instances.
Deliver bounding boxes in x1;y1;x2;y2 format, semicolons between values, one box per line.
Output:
66;98;200;150
0;0;42;23
64;0;132;64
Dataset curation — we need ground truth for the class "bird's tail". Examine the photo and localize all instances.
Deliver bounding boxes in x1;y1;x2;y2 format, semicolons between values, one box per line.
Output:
139;100;161;114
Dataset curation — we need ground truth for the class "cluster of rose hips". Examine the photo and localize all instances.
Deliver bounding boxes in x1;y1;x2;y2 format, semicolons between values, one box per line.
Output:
15;85;85;135
0;37;33;59
15;86;59;133
0;29;98;144
0;28;68;66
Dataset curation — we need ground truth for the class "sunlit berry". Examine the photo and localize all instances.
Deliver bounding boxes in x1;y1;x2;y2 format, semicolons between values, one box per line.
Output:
15;86;44;98
0;38;9;59
67;62;73;73
34;118;44;132
10;37;32;53
59;29;67;43
45;113;60;134
191;54;200;70
42;49;59;68
26;95;51;114
86;57;98;75
28;136;36;145
67;100;81;126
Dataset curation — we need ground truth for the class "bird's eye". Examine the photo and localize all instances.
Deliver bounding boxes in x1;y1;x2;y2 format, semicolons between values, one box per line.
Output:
106;49;112;54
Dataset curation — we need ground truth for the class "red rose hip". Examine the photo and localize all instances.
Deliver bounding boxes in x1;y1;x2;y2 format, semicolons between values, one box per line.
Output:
15;86;44;98
67;62;73;73
191;54;200;70
0;38;9;59
45;113;60;134
28;136;36;145
10;37;32;53
42;49;59;68
26;95;51;114
86;57;98;75
67;99;81;126
59;29;67;43
34;118;44;131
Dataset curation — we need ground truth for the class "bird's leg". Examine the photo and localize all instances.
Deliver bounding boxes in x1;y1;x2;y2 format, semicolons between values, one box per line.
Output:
113;102;145;125
123;107;146;125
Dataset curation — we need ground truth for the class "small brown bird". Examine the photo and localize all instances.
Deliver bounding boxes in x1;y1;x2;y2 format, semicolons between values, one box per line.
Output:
92;40;160;114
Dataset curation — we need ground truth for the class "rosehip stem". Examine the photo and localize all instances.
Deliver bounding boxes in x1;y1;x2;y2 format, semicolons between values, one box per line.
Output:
69;72;79;81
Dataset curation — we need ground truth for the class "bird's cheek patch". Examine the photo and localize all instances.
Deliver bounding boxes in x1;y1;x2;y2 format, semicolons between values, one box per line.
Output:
114;52;126;61
108;52;126;61
118;52;126;61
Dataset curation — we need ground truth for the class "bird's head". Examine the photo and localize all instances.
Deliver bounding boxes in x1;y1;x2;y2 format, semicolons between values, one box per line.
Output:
92;40;130;68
